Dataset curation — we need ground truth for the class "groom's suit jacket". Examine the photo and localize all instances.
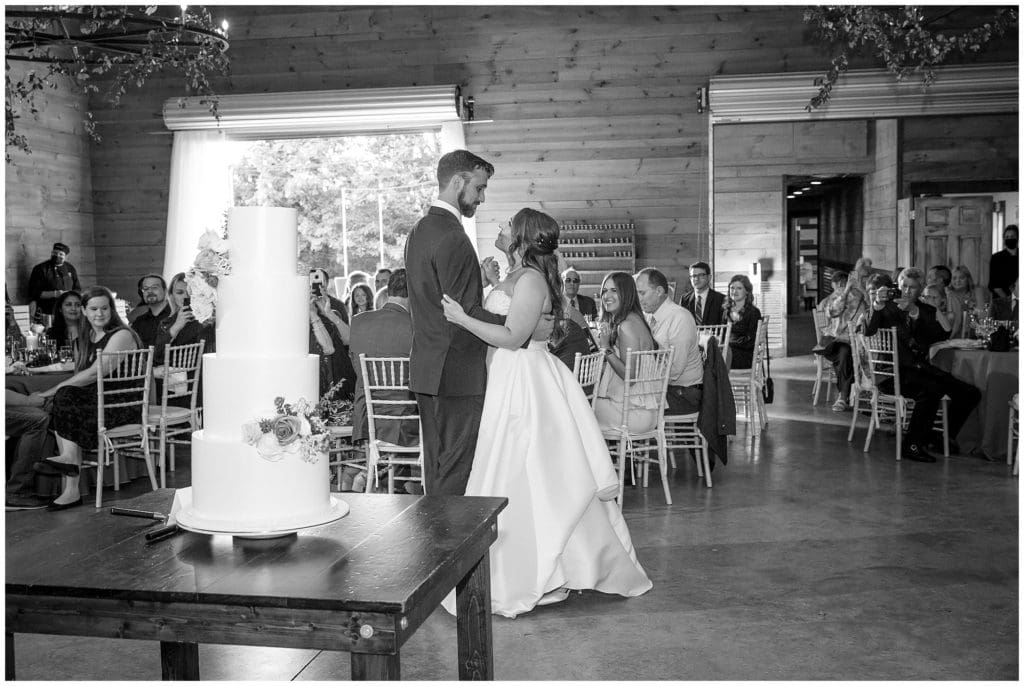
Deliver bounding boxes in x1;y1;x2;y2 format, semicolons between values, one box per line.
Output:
405;206;503;397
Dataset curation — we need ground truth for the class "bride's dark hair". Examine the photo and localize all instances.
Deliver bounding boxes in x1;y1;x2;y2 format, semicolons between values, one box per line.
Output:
508;208;564;339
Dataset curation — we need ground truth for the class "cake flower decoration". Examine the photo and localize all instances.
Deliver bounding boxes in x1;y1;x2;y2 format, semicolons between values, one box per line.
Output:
242;396;328;463
184;227;231;324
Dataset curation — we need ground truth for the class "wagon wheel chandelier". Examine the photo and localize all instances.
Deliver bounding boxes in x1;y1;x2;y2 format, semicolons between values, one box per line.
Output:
5;5;229;64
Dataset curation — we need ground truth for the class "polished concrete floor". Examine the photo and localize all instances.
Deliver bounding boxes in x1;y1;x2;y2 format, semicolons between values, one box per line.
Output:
6;356;1019;680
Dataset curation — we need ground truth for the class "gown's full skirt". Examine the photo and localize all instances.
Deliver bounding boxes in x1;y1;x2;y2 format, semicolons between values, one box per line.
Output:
445;342;652;618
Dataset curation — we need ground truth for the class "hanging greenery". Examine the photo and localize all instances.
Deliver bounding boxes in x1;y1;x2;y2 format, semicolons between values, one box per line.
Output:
803;6;1017;111
5;5;230;162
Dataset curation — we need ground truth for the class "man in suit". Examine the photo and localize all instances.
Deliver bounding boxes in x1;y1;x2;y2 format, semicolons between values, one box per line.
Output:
680;261;725;326
348;268;419;493
865;267;981;463
27;242;81;320
404;150;553;495
562;267;597;317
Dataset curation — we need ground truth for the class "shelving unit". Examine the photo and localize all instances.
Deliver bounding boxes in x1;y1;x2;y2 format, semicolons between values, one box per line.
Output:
559;220;636;298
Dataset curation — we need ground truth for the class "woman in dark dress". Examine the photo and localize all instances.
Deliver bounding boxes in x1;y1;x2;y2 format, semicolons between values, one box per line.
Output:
725;274;763;370
44;290;84;356
153;272;215;366
33;286;144;510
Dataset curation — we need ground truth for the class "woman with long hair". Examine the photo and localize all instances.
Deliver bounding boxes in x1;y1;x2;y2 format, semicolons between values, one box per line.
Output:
32;286;144;510
440;208;651;617
348;283;375;317
592;271;658;433
724;274;763;370
948;265;990;319
154;272;216;366
44;290;84;350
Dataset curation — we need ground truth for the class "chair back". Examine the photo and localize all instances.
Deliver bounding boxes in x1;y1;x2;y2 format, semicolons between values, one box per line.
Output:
96;347;154;432
572;350;604;402
812;308;830;345
861;326;901;397
158;341;205;412
616;347;674;431
697;322;732;365
358;355;420;448
11;304;31;336
737;316;769;387
849;332;874;392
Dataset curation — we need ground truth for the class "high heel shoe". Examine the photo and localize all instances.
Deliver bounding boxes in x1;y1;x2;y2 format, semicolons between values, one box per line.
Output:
35;458;80;476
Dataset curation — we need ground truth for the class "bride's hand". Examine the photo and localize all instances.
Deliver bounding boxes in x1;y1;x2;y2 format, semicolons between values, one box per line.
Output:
480;257;500;287
441;294;467;324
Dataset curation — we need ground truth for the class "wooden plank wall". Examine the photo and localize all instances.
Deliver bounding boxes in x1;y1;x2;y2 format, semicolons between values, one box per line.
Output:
901;114;1019;195
5;64;97;305
862;119;900;271
713;120;874;354
84;4;839;303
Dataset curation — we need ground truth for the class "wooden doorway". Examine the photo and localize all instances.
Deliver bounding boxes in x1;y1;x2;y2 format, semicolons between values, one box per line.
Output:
913;196;993;283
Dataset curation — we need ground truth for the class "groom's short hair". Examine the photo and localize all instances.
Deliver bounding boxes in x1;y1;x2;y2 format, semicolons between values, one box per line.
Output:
387;269;408;298
437;150;494;190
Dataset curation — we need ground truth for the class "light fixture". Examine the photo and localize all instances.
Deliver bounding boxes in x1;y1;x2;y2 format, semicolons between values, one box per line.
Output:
787;194;796;199
810;180;822;185
696;85;708;114
802;187;811;191
793;191;803;195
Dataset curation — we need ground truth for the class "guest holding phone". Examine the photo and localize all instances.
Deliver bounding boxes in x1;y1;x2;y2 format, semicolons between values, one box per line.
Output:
153;272;215;366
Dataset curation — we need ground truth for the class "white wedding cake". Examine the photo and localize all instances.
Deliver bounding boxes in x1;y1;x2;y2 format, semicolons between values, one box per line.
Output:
181;207;335;533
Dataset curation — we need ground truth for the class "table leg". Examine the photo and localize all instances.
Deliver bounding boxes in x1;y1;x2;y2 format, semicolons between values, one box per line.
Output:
456;552;494;680
160;641;199;680
350;652;400;680
6;632;15;680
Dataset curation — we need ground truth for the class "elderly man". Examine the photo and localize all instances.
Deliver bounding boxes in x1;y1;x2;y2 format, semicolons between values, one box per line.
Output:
562;267;597;317
27;242;81;319
680;261;725;326
130;273;172;347
635;267;704;414
866;267;981;462
348;268;419;493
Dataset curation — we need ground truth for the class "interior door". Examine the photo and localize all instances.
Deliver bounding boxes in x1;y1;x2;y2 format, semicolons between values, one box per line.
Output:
913;196;993;285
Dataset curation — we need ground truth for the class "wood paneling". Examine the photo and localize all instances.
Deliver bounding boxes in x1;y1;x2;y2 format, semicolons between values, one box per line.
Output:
5;64;96;303
901;114;1019;195
862;119;900;271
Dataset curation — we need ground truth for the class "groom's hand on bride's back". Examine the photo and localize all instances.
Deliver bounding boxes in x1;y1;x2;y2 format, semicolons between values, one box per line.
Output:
530;313;555;341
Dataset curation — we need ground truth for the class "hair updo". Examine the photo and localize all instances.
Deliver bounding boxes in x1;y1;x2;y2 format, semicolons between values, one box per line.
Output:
508;208;564;336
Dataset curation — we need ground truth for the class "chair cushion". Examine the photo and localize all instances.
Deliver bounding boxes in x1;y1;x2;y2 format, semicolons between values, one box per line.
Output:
147;406;192;423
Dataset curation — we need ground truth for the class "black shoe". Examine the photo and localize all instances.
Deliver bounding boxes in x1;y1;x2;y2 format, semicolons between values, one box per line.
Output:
46;497;84;511
5;494;50;511
903;442;937;463
35;458;79;476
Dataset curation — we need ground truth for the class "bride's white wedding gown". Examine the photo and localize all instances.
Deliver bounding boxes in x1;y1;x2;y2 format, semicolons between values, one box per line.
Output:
444;288;652;618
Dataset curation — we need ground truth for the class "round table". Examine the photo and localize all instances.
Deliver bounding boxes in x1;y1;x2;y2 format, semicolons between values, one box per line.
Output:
5;371;73;395
931;347;1019;460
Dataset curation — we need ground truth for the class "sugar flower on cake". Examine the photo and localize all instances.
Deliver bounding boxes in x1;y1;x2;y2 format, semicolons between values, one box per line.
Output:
184;226;231;324
242;396;328;464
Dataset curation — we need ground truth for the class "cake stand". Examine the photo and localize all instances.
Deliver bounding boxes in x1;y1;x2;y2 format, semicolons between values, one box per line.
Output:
172;488;349;539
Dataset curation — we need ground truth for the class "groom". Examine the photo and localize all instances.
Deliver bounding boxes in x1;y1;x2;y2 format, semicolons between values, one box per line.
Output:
405;150;550;496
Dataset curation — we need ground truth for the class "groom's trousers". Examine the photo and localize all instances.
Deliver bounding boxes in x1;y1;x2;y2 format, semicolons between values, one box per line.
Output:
416;393;484;496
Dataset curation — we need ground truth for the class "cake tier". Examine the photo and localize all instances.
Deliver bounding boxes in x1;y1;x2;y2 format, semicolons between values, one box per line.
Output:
226;207;298;275
216;274;310;356
202;353;319;440
190;430;331;530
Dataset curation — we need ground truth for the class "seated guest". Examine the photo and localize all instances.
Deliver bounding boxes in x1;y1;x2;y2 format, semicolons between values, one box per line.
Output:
310;267;349;320
130;274;171;347
865;267;981;462
562;267;598;318
635;267;703;414
345;270;372;299
926;265;964;338
32;286;146;510
348;283;375;318
348;268;418;493
153;272;216;365
44;290;84;351
681;261;725;326
816;270;867;411
374;267;393;293
724;274;762;370
309;271;356;399
921;285;954;338
593;272;659;434
5;390;53;510
991;279;1019;324
853;256;874;293
948;265;989;319
5;303;26;349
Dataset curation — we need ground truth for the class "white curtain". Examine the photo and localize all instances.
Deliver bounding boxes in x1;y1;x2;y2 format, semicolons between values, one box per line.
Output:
163;130;235;280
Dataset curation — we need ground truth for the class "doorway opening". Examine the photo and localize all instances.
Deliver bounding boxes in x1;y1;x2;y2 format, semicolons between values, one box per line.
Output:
784;174;865;354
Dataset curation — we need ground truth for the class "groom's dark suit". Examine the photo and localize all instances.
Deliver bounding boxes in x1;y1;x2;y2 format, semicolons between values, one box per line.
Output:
405;205;504;495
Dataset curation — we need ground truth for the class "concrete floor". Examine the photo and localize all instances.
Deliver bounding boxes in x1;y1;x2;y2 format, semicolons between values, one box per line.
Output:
7;356;1019;680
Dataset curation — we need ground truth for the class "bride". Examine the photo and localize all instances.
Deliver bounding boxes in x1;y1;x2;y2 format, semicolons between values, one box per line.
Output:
441;207;652;618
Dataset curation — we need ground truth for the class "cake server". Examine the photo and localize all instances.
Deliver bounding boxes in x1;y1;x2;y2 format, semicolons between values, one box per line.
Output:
110;507;166;521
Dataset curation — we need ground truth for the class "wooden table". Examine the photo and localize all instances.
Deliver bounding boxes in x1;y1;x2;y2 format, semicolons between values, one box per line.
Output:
6;489;506;681
931;347;1019;460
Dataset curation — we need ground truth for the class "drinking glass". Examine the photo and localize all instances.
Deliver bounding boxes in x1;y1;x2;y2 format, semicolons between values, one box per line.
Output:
59;346;73;363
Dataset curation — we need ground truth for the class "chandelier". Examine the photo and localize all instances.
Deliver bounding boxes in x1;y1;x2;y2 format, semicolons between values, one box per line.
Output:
5;5;229;63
